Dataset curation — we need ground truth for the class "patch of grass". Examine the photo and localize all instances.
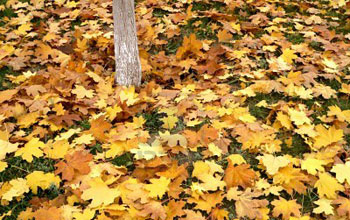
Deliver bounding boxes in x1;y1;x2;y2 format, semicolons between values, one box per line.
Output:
0;194;32;220
70;18;82;31
296;189;319;214
0;157;55;182
191;1;225;12
152;8;168;18
283;4;301;14
0;66;17;91
165;37;182;54
285;33;305;44
89;143;103;155
77;119;91;130
246;93;285;120
309;41;324;51
111;152;134;171
0;185;64;220
141;110;166;134
182;17;217;40
281;134;310;158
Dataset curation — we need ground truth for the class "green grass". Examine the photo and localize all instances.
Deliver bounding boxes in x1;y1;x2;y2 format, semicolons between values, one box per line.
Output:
285;33;305;44
141;110;165;134
0;157;55;182
280;134;310;158
0;67;17;91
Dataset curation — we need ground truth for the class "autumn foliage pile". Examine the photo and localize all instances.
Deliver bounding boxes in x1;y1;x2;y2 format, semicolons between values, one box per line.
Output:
1;0;350;219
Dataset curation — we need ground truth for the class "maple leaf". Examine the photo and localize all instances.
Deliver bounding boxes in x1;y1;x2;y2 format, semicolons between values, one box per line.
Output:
0;139;19;160
257;154;290;175
138;201;167;220
73;133;95;145
131;139;166;160
1;178;29;201
165;200;186;220
211;208;229;220
224;162;257;189
226;187;268;219
145;176;171;198
72;85;95;99
119;86;139;106
32;207;62;220
15;138;45;162
273;165;308;194
160;115;178;129
288;108;311;126
333;196;350;217
88;116;112;142
280;48;298;64
72;208;95;220
313;198;334;215
176;33;202;59
44;139;69;159
272;197;301;220
331;161;350;184
55;150;93;181
315;172;344;199
217;29;233;42
301;158;326;175
313;125;343;149
81;177;120;207
188;192;224;213
159;131;187;147
26;171;60;194
192;161;225;191
197;124;218;146
227;154;246;165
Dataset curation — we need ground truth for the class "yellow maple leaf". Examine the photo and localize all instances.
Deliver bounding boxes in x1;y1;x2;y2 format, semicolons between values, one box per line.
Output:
339;83;350;94
315;172;344;199
280;48;298;64
72;208;95;220
161;115;178;130
327;105;350;123
331;161;350;184
257;154;290;175
227;154;246;165
0;161;7;172
81;177;120;207
159;131;187;147
73;134;95;145
72;85;95;99
313;198;334;215
288;108;311;126
44;139;69;159
105;105;122;121
276;112;292;129
301;158;326;175
272;197;301;219
0;140;19;160
208;142;223;157
313;125;343;149
15;138;45;162
130;139;165;160
192;161;225;191
26;171;60;194
2;178;29;201
145;176;171;198
14;23;32;36
119;86;139;106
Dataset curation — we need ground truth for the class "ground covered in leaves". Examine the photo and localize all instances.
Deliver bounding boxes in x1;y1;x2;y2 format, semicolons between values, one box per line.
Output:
1;0;350;219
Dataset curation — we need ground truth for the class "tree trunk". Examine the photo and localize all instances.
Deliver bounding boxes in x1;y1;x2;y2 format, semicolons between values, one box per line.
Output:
113;0;142;86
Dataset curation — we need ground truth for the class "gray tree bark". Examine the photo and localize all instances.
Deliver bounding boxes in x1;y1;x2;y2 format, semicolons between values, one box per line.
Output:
113;0;142;86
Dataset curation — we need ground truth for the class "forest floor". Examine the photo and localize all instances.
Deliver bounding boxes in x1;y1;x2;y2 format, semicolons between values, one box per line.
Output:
1;0;350;219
